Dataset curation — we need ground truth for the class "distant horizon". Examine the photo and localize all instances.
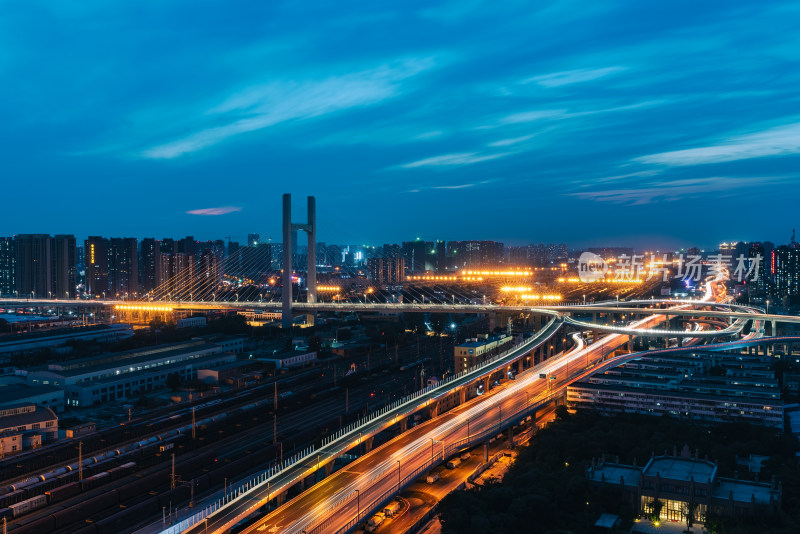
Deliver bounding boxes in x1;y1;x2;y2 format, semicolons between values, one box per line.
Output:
4;229;794;254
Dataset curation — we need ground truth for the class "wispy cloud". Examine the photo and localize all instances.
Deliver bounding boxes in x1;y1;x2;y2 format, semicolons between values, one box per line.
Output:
487;134;535;147
499;109;566;124
186;206;242;216
571;176;784;205
407;179;494;193
635;122;800;167
494;101;659;127
523;66;626;87
433;183;476;189
400;152;510;168
142;57;437;159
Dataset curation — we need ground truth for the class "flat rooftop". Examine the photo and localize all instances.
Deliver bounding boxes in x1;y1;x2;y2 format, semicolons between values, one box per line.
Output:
588;464;641;487
0;384;61;405
34;341;223;378
643;457;716;483
571;381;784;407
713;478;779;504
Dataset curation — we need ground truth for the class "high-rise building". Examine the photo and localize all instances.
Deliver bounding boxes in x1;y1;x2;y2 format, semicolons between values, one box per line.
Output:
109;237;138;297
241;243;271;280
140;238;159;294
16;234;52;299
747;243;767;297
446;240;504;269
368;256;405;285
76;245;85;289
326;244;341;267
227;241;241;276
12;235;76;299
160;238;176;255
507;246;529;265
771;233;800;304
198;248;220;290
52;235;77;299
403;239;432;272
173;252;195;297
84;236;109;297
177;236;197;257
434;240;446;272
0;237;15;296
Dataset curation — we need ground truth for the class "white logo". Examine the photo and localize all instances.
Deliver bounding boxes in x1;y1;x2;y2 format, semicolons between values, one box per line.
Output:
578;252;607;282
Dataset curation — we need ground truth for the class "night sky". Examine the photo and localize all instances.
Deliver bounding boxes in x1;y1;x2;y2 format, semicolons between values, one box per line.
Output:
2;1;799;248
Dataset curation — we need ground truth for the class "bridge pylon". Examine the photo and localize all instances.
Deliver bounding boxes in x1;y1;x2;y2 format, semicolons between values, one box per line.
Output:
282;194;316;329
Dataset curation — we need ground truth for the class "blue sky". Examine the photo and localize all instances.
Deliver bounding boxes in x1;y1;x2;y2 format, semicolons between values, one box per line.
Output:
2;0;799;248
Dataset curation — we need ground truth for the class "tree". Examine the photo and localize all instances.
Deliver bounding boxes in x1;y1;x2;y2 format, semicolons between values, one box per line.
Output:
555;405;570;421
649;498;664;522
307;335;322;353
683;500;698;531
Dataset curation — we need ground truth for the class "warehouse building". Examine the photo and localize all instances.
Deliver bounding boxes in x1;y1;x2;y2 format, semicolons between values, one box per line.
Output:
0;404;58;455
21;336;244;407
567;350;785;429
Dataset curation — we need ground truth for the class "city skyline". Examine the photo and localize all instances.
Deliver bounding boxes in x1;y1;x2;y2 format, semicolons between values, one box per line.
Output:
2;1;800;245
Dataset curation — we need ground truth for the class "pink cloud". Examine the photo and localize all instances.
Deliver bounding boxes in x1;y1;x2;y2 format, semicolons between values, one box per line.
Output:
186;206;242;216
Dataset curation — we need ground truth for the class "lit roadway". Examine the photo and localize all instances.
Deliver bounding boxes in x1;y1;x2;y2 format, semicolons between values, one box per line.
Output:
190;280;732;534
236;339;623;534
1;297;798;327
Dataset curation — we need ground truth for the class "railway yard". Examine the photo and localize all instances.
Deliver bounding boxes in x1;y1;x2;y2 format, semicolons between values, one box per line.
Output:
0;337;446;534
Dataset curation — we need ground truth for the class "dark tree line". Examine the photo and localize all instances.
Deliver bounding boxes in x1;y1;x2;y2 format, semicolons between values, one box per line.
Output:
438;410;800;534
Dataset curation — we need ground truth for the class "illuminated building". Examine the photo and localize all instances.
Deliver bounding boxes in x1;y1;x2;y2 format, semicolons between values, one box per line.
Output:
140;238;159;294
447;240;504;270
588;452;781;523
771;238;800;304
454;334;512;371
84;236;109;297
403;238;435;273
368;255;405;285
51;234;77;299
0;237;16;296
747;242;766;297
109;237;138;297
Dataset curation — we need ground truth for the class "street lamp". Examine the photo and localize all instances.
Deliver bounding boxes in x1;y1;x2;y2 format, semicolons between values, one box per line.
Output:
397;460;401;494
766;299;770;314
355;488;360;522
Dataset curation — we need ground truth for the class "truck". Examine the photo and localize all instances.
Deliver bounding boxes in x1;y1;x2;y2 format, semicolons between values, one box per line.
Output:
446;457;461;469
365;513;385;532
383;500;402;517
460;451;471;461
426;472;440;484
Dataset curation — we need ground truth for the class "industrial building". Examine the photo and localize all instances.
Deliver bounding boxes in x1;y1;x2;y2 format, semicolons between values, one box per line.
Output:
0;384;64;413
0;403;59;455
0;323;134;357
567;350;785;428
21;336;244;407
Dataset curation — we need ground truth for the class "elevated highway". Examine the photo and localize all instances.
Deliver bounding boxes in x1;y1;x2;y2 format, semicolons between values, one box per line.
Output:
1;296;795;323
145;317;566;534
178;278;782;534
